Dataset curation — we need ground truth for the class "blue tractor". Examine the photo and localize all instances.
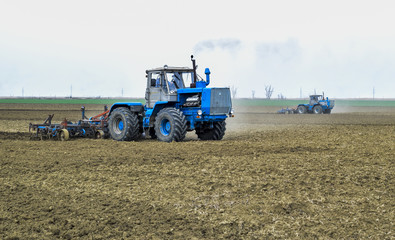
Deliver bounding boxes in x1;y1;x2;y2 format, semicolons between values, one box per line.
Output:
297;94;335;114
107;56;234;142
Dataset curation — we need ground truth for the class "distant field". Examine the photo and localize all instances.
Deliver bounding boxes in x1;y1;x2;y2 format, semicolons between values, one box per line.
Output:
1;98;395;107
233;99;395;107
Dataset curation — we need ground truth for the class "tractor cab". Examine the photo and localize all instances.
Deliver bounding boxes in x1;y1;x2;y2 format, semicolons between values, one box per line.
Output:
145;57;211;109
145;67;195;108
309;95;324;105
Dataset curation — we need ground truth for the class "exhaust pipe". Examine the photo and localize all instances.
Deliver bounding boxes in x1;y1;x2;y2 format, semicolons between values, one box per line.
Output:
191;55;197;87
205;68;210;86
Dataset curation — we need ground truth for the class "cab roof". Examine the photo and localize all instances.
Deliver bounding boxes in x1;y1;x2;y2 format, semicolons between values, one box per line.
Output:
146;66;194;73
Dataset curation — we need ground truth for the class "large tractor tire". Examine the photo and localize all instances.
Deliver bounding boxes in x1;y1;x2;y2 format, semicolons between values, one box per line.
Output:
108;107;140;141
196;121;226;141
297;105;307;114
324;109;332;114
154;108;187;142
313;105;323;114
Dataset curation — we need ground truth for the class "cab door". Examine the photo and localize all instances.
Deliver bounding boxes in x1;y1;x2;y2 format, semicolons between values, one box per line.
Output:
146;72;169;108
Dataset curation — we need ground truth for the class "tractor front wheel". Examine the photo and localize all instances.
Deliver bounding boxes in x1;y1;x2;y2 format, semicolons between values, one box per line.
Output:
196;121;226;141
313;105;323;114
154;108;187;142
297;105;307;114
108;107;140;141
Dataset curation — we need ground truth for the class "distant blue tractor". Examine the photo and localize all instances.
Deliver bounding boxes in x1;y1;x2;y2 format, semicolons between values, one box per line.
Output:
297;94;335;114
107;56;234;142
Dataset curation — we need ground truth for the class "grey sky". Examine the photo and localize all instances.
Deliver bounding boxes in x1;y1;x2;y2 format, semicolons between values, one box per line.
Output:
1;0;394;98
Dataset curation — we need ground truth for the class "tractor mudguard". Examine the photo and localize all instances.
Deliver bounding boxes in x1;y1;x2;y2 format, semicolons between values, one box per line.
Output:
148;101;176;127
110;102;144;114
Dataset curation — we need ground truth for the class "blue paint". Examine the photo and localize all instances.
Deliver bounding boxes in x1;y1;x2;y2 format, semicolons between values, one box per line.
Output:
118;120;124;130
52;128;57;137
205;68;210;86
160;118;171;136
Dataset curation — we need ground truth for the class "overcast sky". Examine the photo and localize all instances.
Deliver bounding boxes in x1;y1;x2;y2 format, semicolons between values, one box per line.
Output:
1;0;394;99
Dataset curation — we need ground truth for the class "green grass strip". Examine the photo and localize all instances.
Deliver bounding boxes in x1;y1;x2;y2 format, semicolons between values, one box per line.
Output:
1;98;394;107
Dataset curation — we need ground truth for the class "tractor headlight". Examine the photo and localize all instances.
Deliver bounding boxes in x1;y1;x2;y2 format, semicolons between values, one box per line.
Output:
229;108;234;117
197;110;203;116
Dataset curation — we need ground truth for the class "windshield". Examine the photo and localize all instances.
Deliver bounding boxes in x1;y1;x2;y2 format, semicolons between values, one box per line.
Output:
165;71;195;90
311;95;323;101
149;70;202;93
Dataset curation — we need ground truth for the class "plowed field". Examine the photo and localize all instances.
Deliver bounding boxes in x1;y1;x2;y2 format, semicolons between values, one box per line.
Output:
0;103;394;239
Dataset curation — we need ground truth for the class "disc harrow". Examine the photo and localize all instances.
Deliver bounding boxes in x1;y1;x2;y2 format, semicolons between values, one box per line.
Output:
29;106;109;141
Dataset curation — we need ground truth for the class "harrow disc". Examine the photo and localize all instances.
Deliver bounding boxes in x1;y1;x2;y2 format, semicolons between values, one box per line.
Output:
95;130;105;139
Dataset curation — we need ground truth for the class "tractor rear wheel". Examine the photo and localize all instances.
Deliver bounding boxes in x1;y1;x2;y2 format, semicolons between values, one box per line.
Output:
297;105;307;114
108;107;140;141
313;105;323;114
196;121;226;140
154;108;187;142
324;109;331;114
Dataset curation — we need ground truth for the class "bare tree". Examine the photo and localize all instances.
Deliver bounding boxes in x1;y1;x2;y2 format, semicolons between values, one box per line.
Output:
265;85;274;99
231;85;238;99
252;90;255;99
70;85;72;99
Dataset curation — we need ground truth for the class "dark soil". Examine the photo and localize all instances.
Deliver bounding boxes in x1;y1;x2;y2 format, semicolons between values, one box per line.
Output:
0;104;394;239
